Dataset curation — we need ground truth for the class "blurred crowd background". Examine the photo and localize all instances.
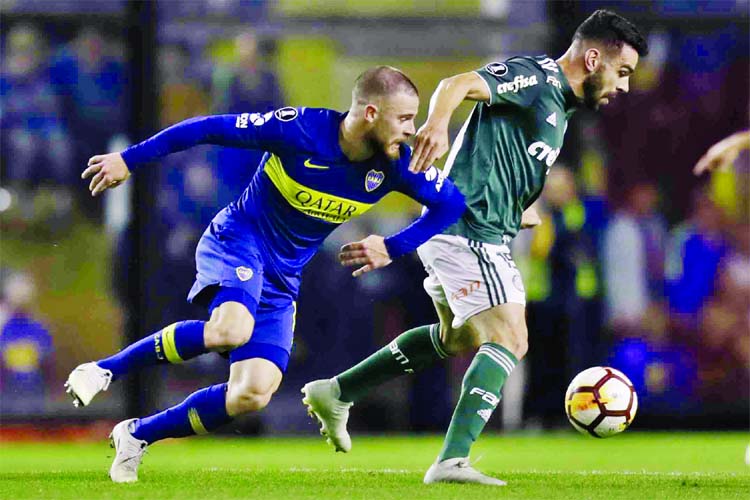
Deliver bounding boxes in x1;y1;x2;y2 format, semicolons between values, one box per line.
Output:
1;0;748;435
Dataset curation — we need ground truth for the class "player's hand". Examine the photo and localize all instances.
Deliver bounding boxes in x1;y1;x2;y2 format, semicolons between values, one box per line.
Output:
693;133;745;176
409;121;450;173
339;235;393;277
521;205;542;229
82;152;131;196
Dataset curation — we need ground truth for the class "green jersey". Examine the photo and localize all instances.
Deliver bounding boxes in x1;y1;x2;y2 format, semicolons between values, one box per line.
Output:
442;55;578;244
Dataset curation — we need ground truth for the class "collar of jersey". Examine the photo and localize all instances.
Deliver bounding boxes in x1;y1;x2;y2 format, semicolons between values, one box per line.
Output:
555;65;579;112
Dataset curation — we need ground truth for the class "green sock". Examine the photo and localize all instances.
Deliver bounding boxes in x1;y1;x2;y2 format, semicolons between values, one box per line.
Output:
438;342;518;461
337;324;449;403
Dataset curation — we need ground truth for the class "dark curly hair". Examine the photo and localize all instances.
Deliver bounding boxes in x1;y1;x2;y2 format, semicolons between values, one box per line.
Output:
574;9;649;57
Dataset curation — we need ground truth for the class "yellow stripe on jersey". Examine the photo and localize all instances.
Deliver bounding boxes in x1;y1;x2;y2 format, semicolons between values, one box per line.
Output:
263;154;374;224
161;323;183;364
188;408;208;435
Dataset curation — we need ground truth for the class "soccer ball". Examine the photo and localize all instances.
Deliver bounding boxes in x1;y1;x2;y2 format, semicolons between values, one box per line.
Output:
564;366;638;438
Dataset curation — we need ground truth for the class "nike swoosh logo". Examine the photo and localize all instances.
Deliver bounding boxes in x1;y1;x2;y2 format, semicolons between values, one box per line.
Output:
304;158;329;170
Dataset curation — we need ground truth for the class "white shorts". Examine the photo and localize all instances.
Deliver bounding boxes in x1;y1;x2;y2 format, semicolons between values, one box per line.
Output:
417;234;526;328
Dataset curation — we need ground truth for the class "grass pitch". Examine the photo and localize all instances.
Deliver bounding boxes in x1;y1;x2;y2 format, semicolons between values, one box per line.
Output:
1;432;748;499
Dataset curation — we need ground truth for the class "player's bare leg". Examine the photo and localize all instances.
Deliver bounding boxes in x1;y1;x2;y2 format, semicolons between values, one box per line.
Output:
225;357;283;417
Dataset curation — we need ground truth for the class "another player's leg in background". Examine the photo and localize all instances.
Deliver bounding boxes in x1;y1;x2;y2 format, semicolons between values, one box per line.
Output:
424;302;527;486
302;318;451;452
339;322;449;401
64;300;250;407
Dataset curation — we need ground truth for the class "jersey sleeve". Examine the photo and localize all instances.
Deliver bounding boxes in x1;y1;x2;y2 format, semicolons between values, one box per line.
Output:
121;107;309;170
474;59;544;108
383;163;466;259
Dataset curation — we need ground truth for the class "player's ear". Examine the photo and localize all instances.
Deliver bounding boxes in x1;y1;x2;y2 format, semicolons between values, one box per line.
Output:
584;47;601;73
363;103;379;123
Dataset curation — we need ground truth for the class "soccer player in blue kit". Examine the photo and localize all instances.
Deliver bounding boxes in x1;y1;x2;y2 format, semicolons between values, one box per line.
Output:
64;66;466;483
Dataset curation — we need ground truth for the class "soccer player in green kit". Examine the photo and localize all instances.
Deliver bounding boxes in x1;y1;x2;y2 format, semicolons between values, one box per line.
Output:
303;10;648;485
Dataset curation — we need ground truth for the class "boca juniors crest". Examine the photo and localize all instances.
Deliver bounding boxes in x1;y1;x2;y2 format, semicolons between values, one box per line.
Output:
365;170;385;192
235;266;254;282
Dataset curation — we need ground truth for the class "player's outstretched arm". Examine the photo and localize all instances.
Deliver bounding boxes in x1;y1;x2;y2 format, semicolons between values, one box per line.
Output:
115;112;294;174
339;235;392;277
340;180;466;277
693;130;750;176
409;72;490;173
82;153;131;197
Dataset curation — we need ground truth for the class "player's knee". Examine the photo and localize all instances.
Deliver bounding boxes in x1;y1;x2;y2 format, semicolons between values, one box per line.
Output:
225;383;273;415
507;332;528;360
204;316;253;350
469;309;528;360
490;319;528;360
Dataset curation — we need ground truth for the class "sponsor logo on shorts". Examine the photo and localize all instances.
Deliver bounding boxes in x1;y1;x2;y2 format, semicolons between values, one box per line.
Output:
512;273;525;292
451;280;481;302
235;266;254;282
365;169;385;192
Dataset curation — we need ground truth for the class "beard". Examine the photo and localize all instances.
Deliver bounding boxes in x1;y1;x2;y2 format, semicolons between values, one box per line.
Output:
366;130;401;160
582;69;605;110
382;142;401;160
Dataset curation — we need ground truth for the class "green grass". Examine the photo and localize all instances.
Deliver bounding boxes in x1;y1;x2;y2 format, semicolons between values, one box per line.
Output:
1;432;748;499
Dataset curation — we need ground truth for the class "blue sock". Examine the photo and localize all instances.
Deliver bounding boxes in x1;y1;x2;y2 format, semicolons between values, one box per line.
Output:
131;383;232;444
97;320;207;380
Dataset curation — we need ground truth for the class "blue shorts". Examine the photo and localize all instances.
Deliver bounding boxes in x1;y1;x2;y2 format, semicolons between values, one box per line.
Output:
188;221;296;373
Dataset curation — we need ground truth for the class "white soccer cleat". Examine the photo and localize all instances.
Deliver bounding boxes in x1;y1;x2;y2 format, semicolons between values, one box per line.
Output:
64;362;112;407
423;457;506;486
109;419;148;483
301;378;353;453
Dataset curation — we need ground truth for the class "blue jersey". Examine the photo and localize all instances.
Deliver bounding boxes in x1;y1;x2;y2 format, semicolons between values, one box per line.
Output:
122;107;465;298
121;106;464;371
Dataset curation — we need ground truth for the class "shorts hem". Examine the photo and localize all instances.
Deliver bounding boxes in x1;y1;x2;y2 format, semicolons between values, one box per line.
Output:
229;341;291;373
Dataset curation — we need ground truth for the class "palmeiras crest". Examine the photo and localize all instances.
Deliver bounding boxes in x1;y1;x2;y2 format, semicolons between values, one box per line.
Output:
365;170;385;192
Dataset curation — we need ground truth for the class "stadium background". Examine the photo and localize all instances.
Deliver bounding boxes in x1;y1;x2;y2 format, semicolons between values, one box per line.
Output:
0;0;748;440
